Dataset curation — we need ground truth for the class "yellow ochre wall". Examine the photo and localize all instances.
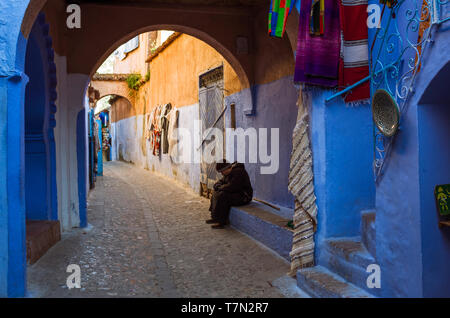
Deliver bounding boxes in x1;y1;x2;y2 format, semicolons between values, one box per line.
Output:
128;33;243;119
113;33;152;77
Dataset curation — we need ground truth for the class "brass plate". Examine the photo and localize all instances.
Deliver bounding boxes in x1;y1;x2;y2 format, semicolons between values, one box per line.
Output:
372;89;400;137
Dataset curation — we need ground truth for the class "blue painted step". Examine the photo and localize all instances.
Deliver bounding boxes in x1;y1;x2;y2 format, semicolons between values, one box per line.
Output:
319;237;379;297
297;265;374;298
361;210;376;257
229;201;293;261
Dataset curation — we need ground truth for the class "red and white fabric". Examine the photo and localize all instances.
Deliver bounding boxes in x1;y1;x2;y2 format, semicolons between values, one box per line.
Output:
339;0;371;104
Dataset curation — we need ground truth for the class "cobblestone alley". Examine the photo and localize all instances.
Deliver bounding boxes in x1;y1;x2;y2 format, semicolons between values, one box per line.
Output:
27;161;295;298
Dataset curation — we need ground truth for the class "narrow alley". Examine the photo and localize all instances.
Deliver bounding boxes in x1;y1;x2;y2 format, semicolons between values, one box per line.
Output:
1;0;449;300
27;161;292;298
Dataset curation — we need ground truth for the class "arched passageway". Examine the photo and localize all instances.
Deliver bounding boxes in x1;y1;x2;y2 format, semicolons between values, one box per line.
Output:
1;0;298;297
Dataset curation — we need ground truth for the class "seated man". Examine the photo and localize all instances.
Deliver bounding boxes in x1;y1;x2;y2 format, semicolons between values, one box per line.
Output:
206;160;253;229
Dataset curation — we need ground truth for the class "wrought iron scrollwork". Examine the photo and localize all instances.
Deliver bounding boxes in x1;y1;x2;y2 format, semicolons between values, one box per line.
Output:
371;0;449;182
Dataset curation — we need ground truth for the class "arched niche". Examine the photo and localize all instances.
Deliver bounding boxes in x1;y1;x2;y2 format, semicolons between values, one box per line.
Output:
24;12;58;221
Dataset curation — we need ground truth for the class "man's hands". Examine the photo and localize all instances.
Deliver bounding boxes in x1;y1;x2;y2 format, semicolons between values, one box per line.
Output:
213;178;225;191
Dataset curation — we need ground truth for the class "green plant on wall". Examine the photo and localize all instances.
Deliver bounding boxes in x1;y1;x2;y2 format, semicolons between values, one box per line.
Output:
126;73;142;91
126;71;150;98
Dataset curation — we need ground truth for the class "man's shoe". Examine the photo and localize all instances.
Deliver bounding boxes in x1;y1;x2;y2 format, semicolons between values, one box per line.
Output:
205;219;219;224
211;224;225;229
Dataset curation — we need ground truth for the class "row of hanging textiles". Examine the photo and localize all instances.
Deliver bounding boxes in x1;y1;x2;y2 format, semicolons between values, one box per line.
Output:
268;0;371;104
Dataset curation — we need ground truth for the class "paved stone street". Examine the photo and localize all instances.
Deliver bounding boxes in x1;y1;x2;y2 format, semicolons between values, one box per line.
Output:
27;161;292;298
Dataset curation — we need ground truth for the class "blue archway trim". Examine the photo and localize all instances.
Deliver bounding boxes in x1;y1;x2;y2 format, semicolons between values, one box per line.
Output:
6;70;28;298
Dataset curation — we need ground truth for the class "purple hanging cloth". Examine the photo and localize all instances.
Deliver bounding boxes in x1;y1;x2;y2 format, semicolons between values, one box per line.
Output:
294;0;340;87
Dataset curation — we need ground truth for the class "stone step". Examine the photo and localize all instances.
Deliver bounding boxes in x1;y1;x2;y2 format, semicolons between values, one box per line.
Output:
26;220;61;265
320;237;379;296
297;265;374;298
229;201;293;261
361;210;376;257
325;238;375;268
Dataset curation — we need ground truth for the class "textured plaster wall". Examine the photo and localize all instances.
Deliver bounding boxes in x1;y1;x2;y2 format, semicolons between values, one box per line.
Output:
371;3;450;296
307;88;375;253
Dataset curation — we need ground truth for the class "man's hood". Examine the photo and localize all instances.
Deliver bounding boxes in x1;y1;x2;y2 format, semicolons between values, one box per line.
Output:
232;162;246;170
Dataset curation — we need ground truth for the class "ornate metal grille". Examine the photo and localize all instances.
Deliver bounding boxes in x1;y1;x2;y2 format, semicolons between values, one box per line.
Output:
370;0;449;182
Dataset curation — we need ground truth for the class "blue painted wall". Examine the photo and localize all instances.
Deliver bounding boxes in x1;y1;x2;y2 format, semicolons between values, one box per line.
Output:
77;109;88;228
0;3;60;297
371;0;450;297
308;88;376;296
0;0;30;298
308;88;375;264
418;62;450;298
6;71;28;298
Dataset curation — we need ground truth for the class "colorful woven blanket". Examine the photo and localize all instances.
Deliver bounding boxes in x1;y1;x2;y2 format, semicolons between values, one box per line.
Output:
268;0;296;37
338;0;370;103
294;0;340;87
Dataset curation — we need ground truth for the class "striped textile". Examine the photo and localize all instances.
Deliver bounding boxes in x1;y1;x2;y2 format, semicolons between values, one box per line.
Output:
268;0;296;37
288;89;318;276
338;0;370;103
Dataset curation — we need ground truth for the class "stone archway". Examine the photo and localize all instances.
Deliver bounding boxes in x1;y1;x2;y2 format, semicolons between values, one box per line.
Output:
90;74;132;104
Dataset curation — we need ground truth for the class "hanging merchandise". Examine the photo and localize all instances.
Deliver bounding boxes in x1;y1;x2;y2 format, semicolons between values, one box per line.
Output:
310;0;325;35
148;107;156;142
294;0;340;87
153;130;161;156
338;0;370;104
144;113;151;141
167;107;180;162
149;105;162;156
160;103;173;154
99;111;108;128
268;0;296;38
288;88;318;275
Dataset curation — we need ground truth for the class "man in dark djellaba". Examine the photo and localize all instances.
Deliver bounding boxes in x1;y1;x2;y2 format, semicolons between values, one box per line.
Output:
206;160;253;229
